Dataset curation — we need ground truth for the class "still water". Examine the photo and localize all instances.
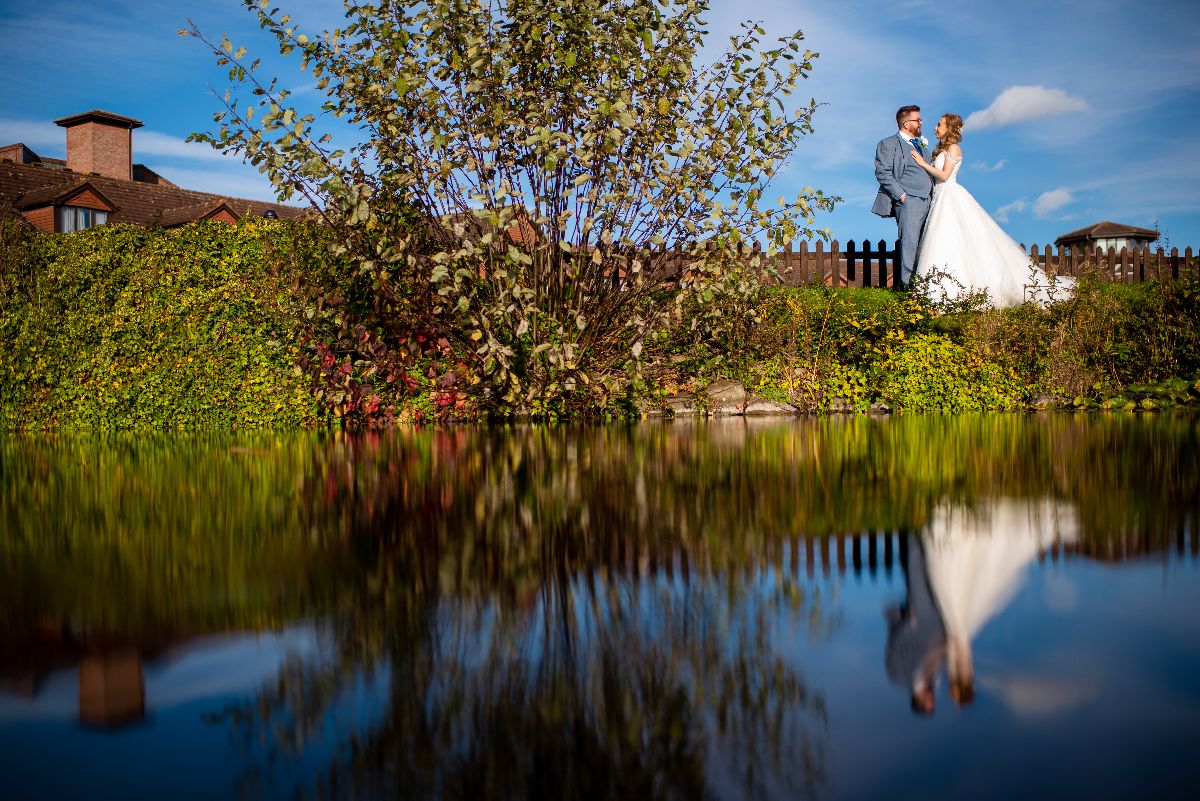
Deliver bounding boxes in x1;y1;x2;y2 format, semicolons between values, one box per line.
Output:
1;415;1198;800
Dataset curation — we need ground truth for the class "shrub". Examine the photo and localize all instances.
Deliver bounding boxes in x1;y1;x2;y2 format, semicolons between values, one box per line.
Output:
873;332;1022;412
0;221;323;429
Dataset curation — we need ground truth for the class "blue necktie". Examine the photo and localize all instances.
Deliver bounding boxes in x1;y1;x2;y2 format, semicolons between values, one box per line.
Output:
908;137;921;152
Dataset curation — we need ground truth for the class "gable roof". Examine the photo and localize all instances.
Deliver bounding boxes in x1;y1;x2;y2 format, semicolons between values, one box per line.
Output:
0;157;304;228
1055;221;1159;245
14;178;117;212
155;200;239;228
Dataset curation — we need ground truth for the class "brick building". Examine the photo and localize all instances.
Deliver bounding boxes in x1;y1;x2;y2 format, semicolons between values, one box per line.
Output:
0;110;303;232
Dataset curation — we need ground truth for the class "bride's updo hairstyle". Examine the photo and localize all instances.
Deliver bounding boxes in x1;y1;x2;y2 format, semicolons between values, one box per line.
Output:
933;113;964;158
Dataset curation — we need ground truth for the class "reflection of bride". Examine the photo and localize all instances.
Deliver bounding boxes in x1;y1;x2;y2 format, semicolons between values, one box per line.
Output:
923;498;1079;705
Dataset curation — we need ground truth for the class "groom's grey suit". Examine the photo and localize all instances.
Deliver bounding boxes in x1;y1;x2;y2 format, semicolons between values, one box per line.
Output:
873;133;934;285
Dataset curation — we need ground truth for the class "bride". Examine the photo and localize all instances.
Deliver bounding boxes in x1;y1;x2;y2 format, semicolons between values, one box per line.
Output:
911;114;1072;307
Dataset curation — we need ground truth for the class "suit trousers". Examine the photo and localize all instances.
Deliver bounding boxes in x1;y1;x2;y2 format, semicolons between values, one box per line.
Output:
896;194;930;287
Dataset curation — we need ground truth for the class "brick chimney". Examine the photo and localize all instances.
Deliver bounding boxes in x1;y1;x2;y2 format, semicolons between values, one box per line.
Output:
54;110;143;181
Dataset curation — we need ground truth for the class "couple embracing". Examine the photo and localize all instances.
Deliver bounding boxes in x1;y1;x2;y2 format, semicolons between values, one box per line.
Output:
873;105;1070;306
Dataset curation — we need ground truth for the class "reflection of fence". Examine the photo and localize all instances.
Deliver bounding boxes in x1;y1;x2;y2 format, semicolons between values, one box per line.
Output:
782;531;1198;579
646;241;1198;289
605;530;1197;584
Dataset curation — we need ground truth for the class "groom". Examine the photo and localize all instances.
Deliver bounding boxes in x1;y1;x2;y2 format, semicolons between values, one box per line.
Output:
872;105;934;286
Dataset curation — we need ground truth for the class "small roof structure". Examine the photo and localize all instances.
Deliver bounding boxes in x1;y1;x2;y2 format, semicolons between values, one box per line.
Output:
1055;221;1159;248
154;200;240;228
54;110;144;130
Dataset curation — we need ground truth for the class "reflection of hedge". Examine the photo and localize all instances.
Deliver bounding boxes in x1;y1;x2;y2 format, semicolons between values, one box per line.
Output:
0;221;325;429
2;415;1196;637
0;432;356;635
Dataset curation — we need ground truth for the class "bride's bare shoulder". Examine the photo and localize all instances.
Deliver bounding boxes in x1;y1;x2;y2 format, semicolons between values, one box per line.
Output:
947;143;963;160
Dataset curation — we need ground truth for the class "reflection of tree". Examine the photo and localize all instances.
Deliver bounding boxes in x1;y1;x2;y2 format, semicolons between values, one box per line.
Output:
217;566;827;801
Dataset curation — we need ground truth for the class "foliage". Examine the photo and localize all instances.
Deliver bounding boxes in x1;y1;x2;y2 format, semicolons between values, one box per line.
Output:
964;272;1200;399
0;205;38;299
0;221;324;429
872;332;1023;412
183;0;836;415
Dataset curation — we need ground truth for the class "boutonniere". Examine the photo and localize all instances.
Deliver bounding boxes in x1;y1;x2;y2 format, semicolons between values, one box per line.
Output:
919;136;929;150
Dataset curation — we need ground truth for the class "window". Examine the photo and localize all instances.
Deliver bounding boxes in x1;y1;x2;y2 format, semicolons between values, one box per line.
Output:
58;206;108;232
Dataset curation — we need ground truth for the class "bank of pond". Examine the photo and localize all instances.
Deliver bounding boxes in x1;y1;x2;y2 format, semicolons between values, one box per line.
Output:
2;219;1198;428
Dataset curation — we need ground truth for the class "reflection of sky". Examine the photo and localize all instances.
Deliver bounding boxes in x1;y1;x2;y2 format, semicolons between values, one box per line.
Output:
2;530;1198;799
793;542;1200;801
0;629;319;725
0;627;390;801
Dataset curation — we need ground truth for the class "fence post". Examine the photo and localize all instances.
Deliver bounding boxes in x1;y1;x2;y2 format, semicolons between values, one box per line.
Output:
876;240;888;288
829;239;840;287
891;239;901;289
802;240;813;285
1185;247;1194;280
846;239;857;285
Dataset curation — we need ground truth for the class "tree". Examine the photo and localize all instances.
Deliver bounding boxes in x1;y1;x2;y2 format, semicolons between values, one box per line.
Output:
185;0;836;415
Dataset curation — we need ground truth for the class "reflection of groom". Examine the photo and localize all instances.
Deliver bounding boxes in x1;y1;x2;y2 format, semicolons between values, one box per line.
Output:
885;533;946;715
872;105;934;286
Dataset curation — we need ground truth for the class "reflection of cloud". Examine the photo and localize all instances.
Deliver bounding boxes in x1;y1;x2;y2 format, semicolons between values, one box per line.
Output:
0;629;318;725
981;673;1100;718
1034;188;1075;218
1041;573;1079;614
147;629;320;708
965;86;1090;131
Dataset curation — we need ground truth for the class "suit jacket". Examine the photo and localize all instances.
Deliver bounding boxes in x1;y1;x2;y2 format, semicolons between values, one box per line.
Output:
885;535;946;688
872;133;935;218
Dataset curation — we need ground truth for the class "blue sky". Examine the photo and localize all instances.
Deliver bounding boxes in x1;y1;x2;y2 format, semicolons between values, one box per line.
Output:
2;0;1198;248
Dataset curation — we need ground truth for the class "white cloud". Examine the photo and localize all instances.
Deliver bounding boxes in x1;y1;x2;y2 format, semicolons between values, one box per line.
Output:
147;165;288;204
972;159;1007;173
0;118;60;150
136;131;238;164
1034;188;1075;218
0;118;236;166
995;198;1028;223
964;86;1090;131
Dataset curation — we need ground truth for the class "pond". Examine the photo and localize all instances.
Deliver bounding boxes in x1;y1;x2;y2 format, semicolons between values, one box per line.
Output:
1;414;1198;801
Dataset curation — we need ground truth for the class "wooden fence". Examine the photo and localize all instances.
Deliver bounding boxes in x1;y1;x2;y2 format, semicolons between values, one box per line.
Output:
646;241;1198;289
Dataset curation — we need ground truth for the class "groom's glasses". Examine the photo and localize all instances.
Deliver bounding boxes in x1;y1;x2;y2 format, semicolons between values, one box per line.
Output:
906;117;922;124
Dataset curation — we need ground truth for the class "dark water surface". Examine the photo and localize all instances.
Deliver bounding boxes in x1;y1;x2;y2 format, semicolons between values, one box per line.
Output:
1;415;1198;801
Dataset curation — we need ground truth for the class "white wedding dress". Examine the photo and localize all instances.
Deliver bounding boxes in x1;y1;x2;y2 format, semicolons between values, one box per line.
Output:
917;154;1073;307
923;498;1078;647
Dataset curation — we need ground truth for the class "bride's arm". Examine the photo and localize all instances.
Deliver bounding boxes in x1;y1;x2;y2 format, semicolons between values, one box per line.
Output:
911;144;962;180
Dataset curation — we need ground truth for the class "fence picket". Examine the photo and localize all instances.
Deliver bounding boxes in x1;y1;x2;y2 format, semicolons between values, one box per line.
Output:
651;237;1191;289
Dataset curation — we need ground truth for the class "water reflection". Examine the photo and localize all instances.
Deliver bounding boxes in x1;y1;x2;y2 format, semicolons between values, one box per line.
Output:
1;415;1198;800
888;500;1079;714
